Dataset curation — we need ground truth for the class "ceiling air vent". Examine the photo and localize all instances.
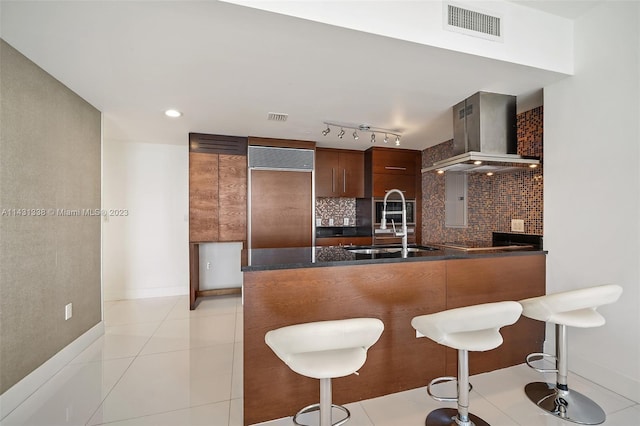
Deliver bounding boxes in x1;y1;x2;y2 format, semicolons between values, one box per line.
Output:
445;3;503;42
267;112;288;122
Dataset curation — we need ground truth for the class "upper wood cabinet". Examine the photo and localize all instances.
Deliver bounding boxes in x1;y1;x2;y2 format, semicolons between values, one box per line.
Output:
189;133;247;243
189;152;220;242
315;148;364;198
364;147;421;198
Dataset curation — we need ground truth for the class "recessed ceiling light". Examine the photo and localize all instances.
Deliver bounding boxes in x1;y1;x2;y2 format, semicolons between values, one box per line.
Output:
164;109;182;118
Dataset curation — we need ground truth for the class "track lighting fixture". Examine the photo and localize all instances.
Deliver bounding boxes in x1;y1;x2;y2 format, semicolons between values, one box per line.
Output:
321;121;402;146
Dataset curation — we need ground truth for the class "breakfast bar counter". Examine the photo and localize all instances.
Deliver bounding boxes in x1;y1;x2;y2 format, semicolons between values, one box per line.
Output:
242;243;544;271
242;246;546;425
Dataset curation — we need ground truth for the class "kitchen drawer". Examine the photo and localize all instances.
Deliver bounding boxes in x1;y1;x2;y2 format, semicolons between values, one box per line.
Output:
371;150;417;175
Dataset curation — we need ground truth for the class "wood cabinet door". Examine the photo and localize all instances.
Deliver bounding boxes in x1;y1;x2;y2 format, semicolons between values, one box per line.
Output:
315;149;340;197
340;151;364;197
372;150;417;175
189;152;219;242
218;154;247;242
251;170;312;248
371;173;416;198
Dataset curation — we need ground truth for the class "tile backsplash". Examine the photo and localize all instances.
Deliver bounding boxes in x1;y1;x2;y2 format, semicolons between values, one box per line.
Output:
421;106;544;244
316;197;357;227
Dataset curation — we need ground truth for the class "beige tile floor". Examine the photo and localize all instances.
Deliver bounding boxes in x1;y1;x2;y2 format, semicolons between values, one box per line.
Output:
0;295;637;426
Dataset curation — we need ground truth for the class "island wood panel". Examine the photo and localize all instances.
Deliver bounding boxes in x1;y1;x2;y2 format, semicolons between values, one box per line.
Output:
444;254;546;377
189;152;219;242
243;260;447;425
218;154;247;242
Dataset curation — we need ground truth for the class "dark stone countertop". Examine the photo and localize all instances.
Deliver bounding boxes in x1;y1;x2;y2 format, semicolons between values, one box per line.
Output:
241;244;546;272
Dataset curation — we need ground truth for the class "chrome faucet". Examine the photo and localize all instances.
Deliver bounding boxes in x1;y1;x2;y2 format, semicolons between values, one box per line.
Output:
379;189;408;257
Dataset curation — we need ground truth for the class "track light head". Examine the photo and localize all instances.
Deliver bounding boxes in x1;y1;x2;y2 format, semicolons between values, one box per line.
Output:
371;133;376;143
384;134;389;144
338;128;345;139
353;131;359;140
395;135;400;146
322;126;331;136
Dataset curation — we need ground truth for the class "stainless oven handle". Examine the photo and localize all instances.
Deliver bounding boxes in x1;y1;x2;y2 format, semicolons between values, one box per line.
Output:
384;166;407;171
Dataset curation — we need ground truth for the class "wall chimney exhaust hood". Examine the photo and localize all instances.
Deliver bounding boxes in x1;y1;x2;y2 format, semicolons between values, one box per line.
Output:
422;92;540;174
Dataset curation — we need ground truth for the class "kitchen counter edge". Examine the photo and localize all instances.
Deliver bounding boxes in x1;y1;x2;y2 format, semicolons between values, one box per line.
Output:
241;246;547;272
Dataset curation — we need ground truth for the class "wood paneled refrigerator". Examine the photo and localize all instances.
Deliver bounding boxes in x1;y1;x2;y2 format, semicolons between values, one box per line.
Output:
248;145;314;249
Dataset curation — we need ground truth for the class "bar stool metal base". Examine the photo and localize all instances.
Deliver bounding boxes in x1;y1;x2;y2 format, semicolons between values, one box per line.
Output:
425;408;490;426
525;382;606;425
293;403;350;426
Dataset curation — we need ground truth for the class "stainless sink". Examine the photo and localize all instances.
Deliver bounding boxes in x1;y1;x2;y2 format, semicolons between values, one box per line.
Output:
346;247;402;255
405;247;439;252
345;245;440;255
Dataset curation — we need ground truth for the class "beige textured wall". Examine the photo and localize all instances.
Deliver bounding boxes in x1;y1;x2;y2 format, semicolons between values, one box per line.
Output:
0;39;101;394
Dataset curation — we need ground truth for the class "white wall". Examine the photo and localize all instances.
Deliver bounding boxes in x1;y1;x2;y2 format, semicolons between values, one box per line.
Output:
102;127;189;300
544;1;640;403
225;0;574;74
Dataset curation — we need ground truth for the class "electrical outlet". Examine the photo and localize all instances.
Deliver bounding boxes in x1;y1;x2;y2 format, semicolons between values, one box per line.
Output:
329;218;334;226
343;218;349;226
511;219;525;232
206;262;211;270
65;303;73;320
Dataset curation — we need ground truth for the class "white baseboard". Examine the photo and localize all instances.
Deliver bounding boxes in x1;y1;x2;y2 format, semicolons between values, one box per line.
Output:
543;338;639;403
571;354;640;404
0;321;105;420
104;285;188;301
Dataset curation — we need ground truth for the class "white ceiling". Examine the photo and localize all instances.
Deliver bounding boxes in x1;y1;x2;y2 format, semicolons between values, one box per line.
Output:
0;1;593;151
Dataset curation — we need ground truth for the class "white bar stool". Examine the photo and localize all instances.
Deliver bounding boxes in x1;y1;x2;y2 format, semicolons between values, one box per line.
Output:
411;301;523;426
519;284;623;425
265;318;384;426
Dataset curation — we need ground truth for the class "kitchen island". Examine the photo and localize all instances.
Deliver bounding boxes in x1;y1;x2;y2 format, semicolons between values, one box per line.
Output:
242;245;546;425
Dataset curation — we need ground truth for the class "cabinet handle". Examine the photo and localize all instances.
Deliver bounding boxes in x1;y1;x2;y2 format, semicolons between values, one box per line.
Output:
343;169;346;193
331;168;335;193
385;166;407;171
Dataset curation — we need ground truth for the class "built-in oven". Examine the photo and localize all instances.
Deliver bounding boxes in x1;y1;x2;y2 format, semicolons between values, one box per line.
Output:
373;198;416;245
374;198;416;225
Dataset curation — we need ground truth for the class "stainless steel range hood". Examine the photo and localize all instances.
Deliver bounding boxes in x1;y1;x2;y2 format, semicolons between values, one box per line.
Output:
422;92;540;174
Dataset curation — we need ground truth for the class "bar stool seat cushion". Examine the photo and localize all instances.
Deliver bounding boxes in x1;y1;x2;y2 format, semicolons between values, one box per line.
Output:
519;284;623;328
265;318;384;380
411;301;522;351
